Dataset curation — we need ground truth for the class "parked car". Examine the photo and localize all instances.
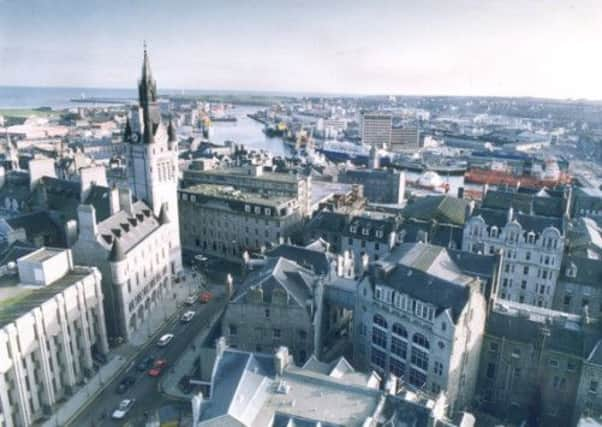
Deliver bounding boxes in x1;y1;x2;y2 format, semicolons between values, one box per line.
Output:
112;399;135;419
199;291;213;304
148;359;167;377
136;355;154;372
157;333;174;347
181;310;195;323
185;295;196;305
116;375;136;394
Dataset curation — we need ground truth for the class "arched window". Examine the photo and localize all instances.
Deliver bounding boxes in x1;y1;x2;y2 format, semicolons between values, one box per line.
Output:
490;226;498;238
412;333;430;350
373;314;388;329
392;323;408;339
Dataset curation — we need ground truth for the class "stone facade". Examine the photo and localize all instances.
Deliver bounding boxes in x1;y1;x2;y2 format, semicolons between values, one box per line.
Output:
0;248;109;427
353;243;487;417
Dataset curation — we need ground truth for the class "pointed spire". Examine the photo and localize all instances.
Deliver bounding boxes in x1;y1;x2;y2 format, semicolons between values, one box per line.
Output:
123;116;132;142
158;203;170;225
109;238;126;262
168;118;177;142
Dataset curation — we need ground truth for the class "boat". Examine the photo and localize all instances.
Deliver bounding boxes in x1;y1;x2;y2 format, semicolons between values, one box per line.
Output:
464;167;572;189
316;140;391;166
407;171;450;193
210;115;237;122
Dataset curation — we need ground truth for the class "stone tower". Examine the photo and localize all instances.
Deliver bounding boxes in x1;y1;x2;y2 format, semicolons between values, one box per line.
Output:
124;45;182;273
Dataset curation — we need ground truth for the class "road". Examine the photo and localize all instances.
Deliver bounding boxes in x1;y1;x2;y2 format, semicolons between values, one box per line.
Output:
70;295;226;427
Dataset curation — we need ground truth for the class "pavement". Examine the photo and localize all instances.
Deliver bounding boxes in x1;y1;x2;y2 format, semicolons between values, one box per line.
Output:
53;267;228;427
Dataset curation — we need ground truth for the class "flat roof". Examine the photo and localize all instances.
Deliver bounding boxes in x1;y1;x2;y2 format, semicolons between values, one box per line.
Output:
185;167;301;184
20;247;64;264
254;367;381;426
182;184;295;208
0;267;93;329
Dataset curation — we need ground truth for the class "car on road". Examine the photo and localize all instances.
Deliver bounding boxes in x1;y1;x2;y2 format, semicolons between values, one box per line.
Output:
181;310;195;323
185;295;197;305
136;355;154;372
116;375;136;394
112;399;135;419
148;359;167;377
199;291;213;303
157;333;174;347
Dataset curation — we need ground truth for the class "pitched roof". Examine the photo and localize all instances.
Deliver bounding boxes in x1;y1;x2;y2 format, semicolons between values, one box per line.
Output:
5;210;64;244
402;196;470;226
559;256;602;287
473;207;563;234
84;185;113;222
266;244;332;276
482;189;564;217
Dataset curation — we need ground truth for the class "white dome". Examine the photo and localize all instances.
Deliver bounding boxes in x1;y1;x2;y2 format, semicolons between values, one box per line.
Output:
418;171;443;187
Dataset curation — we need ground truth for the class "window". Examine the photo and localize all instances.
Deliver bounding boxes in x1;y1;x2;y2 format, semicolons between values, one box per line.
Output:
392;323;408;338
486;362;496;379
391;337;407;359
590;380;598;394
412;333;430;350
523;266;529;275
441;322;447;332
567;360;576;372
434;361;443;376
390;357;405;378
371;348;386;370
273;328;281;339
229;324;237;336
411;347;429;371
549;359;559;368
362;228;369;236
409;368;427;387
373;314;388;329
265;308;270;318
521;280;527;290
372;327;387;349
526;251;531;261
245;205;251;213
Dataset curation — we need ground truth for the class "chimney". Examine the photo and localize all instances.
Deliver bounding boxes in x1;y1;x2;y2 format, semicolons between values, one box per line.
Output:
215;336;227;359
191;392;204;427
77;204;98;240
28;158;56;190
385;374;397;395
274;346;290;376
80;165;108;202
118;187;133;214
109;186;120;215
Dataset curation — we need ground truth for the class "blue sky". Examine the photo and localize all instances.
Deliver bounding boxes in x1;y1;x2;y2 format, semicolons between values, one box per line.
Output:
1;0;601;99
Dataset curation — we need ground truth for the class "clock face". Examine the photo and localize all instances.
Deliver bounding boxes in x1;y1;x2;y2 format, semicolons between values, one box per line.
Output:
131;133;139;143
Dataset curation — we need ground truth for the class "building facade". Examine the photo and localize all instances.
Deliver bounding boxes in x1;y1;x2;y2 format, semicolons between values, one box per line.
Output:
361;112;392;148
338;168;405;205
0;248;109;427
178;184;304;262
353;243;487;416
391;124;420;151
476;301;593;427
123;46;182;274
463;191;566;308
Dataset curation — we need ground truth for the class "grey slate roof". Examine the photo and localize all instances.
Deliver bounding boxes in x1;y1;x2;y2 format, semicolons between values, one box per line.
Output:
402;195;470;226
305;210;348;234
5;210;65;246
233;257;316;308
447;249;497;280
486;309;587;357
559;255;602;287
266;244;332;276
84;185;113;222
96;200;161;255
482;189;564;217
473;207;564;234
0;240;37;267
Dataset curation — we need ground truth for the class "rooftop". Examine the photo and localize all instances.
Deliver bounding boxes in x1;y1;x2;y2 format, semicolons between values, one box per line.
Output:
182;184;294;208
0;266;94;329
185;166;302;184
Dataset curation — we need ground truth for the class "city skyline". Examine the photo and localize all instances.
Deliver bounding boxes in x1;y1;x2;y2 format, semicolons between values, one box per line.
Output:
1;0;601;100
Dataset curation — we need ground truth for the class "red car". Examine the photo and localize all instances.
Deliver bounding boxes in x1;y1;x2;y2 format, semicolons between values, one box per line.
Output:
148;359;167;377
199;291;213;303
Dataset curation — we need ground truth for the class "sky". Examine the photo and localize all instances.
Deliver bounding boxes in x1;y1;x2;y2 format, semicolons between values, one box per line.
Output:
1;0;601;99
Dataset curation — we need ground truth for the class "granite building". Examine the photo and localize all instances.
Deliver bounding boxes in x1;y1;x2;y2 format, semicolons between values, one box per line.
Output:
353;242;488;416
463;189;566;308
0;248;108;427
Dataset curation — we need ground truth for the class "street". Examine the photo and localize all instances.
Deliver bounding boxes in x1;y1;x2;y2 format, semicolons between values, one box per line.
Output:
69;292;227;427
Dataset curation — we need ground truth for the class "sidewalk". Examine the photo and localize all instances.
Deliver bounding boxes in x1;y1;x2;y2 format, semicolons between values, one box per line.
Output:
42;270;200;427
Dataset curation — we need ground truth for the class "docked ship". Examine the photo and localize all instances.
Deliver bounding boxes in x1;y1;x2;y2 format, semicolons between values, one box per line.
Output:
407;171;450;193
465;158;571;189
392;154;467;175
316;140;391;166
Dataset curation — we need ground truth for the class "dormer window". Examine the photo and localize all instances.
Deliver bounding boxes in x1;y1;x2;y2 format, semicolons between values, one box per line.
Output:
490;226;498;238
245;204;251;213
527;232;535;244
566;262;577;279
350;225;357;233
362;228;369;236
376;230;384;239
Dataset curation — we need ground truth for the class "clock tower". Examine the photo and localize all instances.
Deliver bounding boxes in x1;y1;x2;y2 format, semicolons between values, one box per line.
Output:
123;45;182;274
